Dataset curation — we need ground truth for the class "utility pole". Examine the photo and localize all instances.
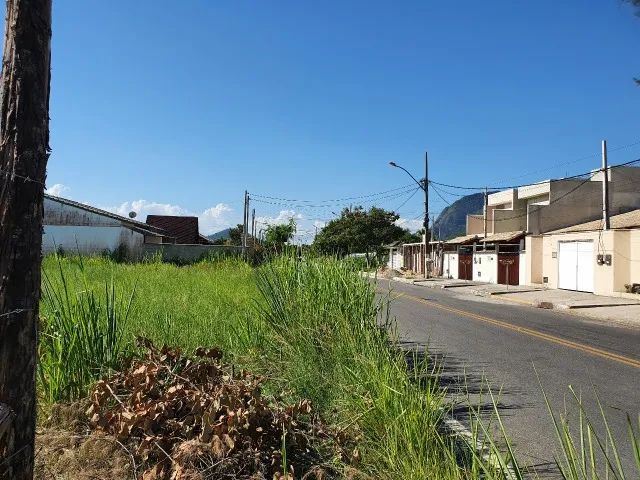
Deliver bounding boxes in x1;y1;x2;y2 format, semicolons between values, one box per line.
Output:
242;191;248;256
602;140;610;230
251;208;255;248
483;187;488;238
423;151;429;278
0;1;53;479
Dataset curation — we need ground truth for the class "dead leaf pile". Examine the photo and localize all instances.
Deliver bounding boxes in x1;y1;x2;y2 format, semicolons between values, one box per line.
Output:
86;339;329;480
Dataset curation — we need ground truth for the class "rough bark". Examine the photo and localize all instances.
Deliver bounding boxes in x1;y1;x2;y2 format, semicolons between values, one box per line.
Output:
0;0;52;479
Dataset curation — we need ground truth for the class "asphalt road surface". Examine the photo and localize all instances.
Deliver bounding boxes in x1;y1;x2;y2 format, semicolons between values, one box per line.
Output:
376;278;640;478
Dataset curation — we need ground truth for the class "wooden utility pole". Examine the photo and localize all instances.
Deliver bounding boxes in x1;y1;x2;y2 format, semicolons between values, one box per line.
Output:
0;1;52;478
602;140;610;230
251;208;255;248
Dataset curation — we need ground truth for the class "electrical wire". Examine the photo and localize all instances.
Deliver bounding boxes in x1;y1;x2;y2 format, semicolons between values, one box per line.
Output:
429;158;640;191
490;139;640;185
249;182;415;204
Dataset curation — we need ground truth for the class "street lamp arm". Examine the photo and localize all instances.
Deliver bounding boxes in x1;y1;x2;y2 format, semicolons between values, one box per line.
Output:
389;162;426;192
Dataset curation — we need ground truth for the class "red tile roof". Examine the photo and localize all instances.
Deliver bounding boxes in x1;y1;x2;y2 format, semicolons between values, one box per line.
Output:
145;216;212;244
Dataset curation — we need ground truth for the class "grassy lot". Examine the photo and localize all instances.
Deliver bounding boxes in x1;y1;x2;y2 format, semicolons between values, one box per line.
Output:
37;254;638;479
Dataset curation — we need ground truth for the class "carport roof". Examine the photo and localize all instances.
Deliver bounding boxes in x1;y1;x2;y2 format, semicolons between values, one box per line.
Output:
548;209;640;234
481;231;525;243
444;234;478;245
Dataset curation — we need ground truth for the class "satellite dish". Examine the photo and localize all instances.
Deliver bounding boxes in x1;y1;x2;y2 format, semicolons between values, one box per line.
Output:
129;211;137;219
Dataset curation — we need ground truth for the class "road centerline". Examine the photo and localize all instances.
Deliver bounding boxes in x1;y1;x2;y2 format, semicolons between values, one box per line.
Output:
390;291;640;370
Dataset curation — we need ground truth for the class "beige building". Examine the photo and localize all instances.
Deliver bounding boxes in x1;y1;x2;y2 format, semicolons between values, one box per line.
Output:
457;165;640;290
467;166;640;237
528;210;640;295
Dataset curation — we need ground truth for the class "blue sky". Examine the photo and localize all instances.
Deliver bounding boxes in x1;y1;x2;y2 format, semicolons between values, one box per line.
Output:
43;1;640;239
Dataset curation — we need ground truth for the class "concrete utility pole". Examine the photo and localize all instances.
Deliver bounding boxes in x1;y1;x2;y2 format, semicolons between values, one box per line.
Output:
602;140;610;230
483;186;488;238
423;151;429;278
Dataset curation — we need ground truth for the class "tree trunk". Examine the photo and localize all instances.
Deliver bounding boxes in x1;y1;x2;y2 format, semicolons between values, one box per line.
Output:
0;1;52;478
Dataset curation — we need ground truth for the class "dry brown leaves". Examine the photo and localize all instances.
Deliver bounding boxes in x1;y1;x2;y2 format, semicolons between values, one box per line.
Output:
86;338;329;480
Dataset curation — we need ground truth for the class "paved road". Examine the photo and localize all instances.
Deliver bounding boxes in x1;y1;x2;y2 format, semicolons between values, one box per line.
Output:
377;279;640;478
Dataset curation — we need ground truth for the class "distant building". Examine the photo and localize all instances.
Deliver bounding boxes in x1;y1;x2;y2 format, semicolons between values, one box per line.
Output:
430;165;640;292
43;194;174;258
146;215;213;245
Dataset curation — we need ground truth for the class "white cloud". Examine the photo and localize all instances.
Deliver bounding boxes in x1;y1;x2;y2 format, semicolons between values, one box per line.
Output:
256;209;304;227
109;200;189;218
102;199;234;235
395;217;423;232
200;203;234;234
45;183;69;197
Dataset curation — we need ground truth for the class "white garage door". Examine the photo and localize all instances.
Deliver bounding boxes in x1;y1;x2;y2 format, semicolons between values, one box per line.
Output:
557;241;594;292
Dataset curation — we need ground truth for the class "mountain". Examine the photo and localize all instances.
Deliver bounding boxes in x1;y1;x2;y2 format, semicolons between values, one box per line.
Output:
432;192;485;240
207;228;232;241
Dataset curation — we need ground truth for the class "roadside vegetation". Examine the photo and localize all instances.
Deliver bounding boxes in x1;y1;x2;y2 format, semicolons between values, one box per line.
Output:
34;254;639;479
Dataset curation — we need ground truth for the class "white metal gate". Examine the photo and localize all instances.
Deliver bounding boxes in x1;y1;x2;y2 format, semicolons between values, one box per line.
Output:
557;241;594;292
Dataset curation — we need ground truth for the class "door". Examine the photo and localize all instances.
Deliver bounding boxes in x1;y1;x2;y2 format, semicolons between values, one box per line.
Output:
458;254;473;280
498;253;519;285
557;241;594;292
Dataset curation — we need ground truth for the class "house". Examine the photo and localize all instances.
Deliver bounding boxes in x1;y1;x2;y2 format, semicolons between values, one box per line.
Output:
530;209;640;295
439;234;478;279
455;165;640;287
43;194;174;258
472;231;525;285
466;166;640;238
146;215;214;245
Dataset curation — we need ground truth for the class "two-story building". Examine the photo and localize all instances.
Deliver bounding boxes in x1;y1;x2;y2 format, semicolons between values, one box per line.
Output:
452;165;640;293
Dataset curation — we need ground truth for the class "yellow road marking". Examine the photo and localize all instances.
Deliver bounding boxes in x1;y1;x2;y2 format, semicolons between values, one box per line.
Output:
391;291;640;370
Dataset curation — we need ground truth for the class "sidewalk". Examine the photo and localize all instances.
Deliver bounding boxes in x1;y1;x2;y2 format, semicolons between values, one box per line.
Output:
383;275;640;327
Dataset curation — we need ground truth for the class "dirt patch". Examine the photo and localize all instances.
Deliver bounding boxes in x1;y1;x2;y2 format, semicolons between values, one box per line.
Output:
35;430;134;479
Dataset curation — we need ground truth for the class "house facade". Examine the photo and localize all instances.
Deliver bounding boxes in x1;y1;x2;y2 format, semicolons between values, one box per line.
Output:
437;165;640;292
530;210;640;295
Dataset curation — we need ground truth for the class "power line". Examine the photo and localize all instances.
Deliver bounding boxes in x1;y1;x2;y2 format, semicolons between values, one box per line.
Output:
430;157;640;191
429;182;453;207
249;182;415;204
250;186;418;210
490;139;640;185
393;187;421;211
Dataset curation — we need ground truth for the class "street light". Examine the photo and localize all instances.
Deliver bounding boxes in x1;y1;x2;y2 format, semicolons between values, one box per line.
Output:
389;153;430;278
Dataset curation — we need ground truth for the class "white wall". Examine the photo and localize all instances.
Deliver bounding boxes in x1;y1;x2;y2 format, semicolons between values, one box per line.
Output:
519;252;527;286
443;252;458;279
472;252;498;283
43;225;145;257
44;197;121;226
387;250;404;270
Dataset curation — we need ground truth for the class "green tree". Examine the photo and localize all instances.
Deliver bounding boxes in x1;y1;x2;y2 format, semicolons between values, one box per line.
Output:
264;219;296;252
226;224;244;246
313;207;418;257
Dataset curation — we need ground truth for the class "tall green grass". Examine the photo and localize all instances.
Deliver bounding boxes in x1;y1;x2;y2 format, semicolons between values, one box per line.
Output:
39;257;133;403
39;254;261;403
254;255;514;479
541;383;640;480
